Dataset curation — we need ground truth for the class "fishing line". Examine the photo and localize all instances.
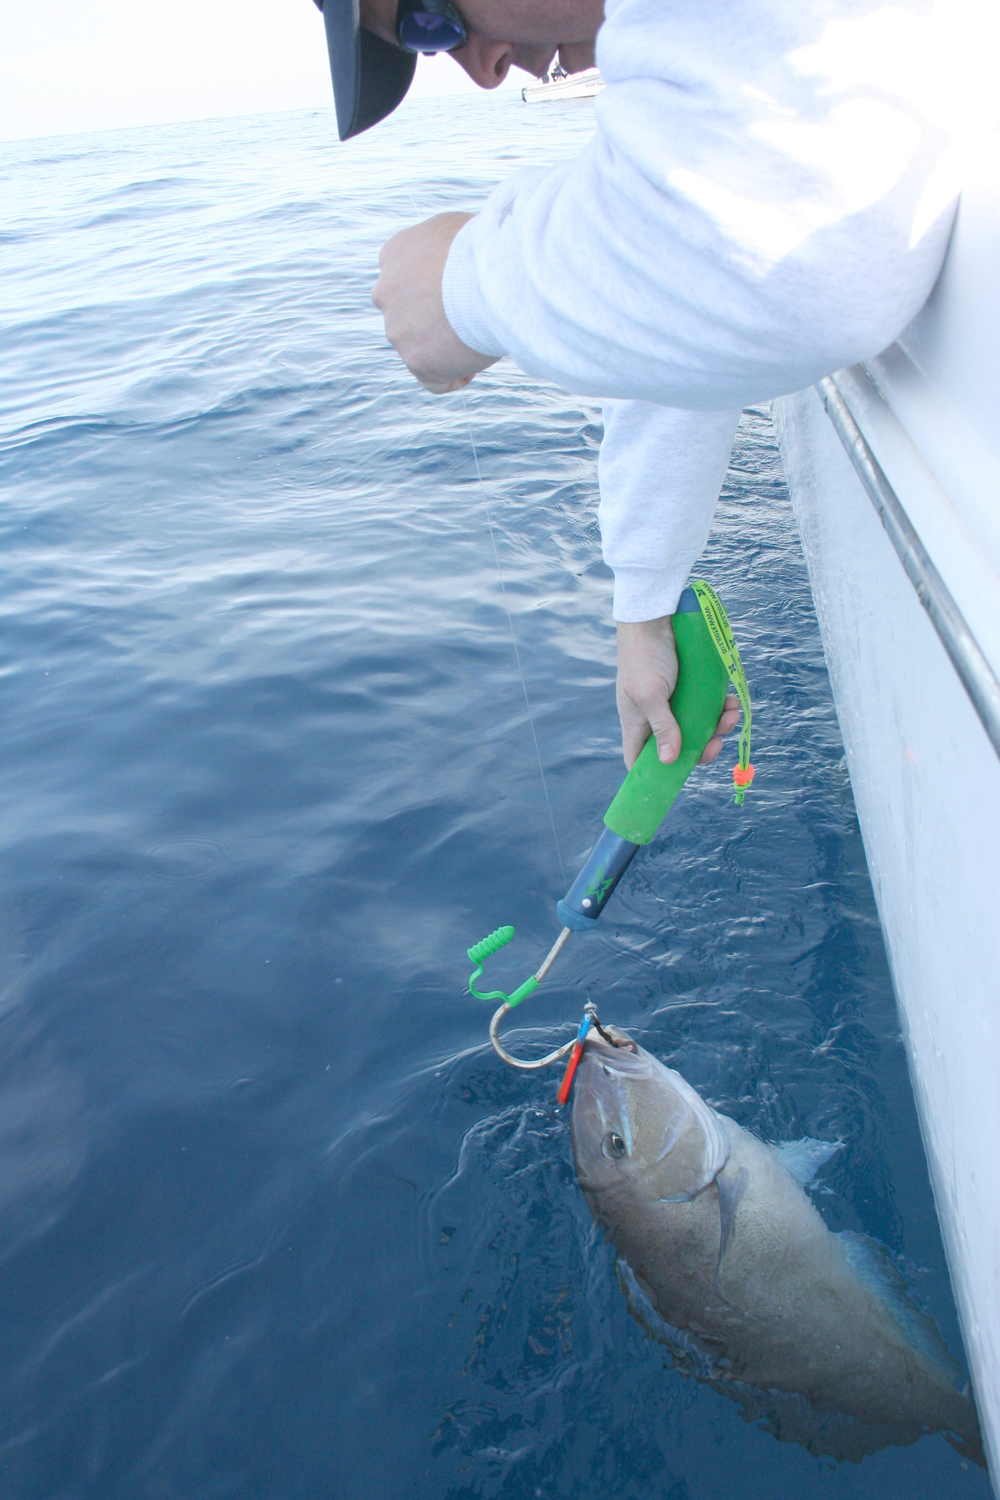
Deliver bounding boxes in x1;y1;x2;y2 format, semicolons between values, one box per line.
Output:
396;184;565;882
461;388;566;886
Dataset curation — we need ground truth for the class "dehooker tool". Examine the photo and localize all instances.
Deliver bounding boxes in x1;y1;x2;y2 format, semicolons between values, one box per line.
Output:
466;580;754;1101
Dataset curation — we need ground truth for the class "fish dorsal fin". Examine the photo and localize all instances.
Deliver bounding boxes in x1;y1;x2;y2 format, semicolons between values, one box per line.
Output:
776;1137;843;1187
715;1166;748;1280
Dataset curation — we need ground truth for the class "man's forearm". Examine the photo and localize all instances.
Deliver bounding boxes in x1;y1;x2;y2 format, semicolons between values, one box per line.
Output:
598;401;739;622
599;402;742;768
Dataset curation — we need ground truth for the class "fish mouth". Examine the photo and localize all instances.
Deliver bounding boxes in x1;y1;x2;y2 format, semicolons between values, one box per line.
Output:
577;1026;652;1083
573;1027;658;1110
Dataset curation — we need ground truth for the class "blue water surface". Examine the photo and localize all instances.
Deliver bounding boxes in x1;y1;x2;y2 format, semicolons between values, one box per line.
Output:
0;94;988;1500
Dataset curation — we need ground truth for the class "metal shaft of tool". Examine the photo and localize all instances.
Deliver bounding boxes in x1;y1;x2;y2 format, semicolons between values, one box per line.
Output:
534;926;571;982
489;926;575;1070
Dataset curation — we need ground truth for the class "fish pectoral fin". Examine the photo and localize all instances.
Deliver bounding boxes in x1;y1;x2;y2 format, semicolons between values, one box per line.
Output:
714;1166;748;1282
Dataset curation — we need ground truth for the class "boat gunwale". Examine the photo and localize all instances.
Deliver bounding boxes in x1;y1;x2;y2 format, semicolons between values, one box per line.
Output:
817;369;1000;763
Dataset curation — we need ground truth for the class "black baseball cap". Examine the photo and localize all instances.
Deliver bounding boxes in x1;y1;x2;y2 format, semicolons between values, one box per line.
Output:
314;0;417;141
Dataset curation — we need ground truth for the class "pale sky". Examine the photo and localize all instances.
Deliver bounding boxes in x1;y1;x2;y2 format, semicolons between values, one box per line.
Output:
0;0;521;144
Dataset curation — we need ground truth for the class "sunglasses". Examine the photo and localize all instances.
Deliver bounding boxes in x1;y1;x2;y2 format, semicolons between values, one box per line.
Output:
395;0;468;53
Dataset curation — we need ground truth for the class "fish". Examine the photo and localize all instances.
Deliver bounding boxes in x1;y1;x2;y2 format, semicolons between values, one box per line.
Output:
569;1026;984;1465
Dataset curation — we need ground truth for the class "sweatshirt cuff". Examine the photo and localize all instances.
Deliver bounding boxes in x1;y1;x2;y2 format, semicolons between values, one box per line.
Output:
441;218;507;359
611;565;693;623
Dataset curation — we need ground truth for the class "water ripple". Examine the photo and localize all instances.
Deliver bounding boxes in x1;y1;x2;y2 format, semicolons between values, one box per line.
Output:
0;97;984;1500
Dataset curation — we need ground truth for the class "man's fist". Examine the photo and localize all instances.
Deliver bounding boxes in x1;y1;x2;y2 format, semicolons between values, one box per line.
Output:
372;213;499;393
616;615;740;769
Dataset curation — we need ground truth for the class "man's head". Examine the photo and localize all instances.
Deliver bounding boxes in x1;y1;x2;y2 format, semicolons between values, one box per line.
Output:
316;0;604;140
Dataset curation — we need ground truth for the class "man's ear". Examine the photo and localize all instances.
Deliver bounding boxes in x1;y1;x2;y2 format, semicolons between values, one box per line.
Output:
449;36;515;87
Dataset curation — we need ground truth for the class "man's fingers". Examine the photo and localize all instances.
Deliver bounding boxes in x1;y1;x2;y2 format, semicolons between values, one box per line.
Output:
714;694;741;736
621;720;650;772
616;616;680;769
620;704;681;771
630;717;735;771
621;690;741;772
647;704;682;766
700;696;743;763
699;695;742;763
417;373;475;395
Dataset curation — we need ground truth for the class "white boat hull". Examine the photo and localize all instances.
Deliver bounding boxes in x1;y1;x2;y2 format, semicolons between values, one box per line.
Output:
522;68;604;103
774;136;1000;1487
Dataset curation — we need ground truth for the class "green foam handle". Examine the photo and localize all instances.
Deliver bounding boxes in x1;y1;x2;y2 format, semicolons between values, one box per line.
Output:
603;605;730;846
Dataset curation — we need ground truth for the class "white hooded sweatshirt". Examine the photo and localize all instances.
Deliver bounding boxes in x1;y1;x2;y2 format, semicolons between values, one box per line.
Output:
441;0;990;619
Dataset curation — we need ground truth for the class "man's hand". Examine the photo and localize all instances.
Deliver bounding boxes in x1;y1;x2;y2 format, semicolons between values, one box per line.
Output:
372;213;500;394
617;616;741;770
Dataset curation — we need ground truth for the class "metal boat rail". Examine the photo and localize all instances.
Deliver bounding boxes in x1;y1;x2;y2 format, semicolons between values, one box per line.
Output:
818;371;1000;763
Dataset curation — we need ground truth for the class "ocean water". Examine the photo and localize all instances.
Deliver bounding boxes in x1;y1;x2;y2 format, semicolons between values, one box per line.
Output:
0;93;989;1500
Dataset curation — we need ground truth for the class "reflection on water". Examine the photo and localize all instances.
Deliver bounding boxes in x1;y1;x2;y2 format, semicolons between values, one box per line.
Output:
0;96;988;1498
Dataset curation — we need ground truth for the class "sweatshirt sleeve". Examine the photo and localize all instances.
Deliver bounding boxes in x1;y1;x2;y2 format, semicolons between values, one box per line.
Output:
598;401;739;621
441;0;967;412
440;195;511;361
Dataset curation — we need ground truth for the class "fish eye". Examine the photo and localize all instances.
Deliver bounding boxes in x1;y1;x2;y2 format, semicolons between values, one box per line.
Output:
605;1132;627;1159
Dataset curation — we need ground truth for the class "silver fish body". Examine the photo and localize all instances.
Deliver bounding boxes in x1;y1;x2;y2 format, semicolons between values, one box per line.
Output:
570;1028;983;1463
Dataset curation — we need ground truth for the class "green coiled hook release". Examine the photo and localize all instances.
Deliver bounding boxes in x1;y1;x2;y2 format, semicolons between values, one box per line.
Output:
467;925;540;1008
